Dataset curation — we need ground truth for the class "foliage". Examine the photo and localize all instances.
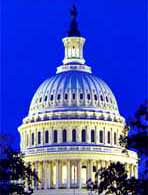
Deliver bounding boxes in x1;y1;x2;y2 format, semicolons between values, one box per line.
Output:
86;162;138;195
119;101;148;180
119;125;129;154
0;134;38;195
128;101;148;155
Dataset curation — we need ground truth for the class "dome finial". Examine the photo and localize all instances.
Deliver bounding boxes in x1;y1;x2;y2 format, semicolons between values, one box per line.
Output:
68;4;81;37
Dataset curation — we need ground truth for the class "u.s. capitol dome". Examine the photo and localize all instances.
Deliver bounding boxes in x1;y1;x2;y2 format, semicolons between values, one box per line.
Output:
18;6;138;195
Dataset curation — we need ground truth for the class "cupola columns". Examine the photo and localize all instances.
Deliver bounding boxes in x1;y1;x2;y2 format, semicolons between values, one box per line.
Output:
62;37;85;65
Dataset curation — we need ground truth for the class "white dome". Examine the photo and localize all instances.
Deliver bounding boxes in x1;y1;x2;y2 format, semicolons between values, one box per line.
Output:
29;70;119;116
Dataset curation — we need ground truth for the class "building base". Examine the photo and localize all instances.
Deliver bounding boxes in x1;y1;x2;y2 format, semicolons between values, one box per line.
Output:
33;189;88;195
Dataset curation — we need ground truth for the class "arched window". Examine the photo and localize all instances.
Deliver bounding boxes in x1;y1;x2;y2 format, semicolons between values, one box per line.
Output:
39;97;42;102
87;94;91;100
38;131;41;144
57;94;61;100
53;130;57;143
91;130;95;142
72;129;76;142
62;130;67;142
45;130;49;144
65;93;68;100
82;129;86;142
107;131;111;144
100;95;103;101
31;133;34;145
114;132;117;145
44;95;47;101
94;94;97;101
99;130;103;143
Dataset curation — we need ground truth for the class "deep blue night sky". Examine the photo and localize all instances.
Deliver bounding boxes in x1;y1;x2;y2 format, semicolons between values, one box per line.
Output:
1;0;147;148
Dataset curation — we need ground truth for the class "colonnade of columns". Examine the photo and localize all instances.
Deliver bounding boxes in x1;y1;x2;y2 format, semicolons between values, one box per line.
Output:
30;159;138;190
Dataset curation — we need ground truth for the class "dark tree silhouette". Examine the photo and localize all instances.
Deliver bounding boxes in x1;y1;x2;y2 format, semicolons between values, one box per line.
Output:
119;101;148;194
128;101;148;156
0;134;38;195
87;162;138;195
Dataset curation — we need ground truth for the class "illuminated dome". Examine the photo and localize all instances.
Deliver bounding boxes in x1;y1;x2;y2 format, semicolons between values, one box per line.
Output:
18;5;138;195
29;71;119;116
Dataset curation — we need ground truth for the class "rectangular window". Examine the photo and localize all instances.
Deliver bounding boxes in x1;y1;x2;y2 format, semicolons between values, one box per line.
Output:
57;94;61;100
94;94;97;101
45;131;49;143
50;94;53;101
80;93;83;100
65;93;68;100
72;93;76;100
114;132;117;145
107;131;111;144
32;133;34;145
100;131;103;143
44;96;47;101
38;132;41;144
53;130;57;143
87;94;91;100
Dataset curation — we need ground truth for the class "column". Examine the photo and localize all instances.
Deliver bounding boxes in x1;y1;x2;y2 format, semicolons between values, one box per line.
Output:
58;161;62;188
131;165;135;177
129;164;133;178
77;128;81;142
39;161;43;189
31;162;35;189
104;128;106;144
95;129;99;144
105;161;110;168
58;130;61;144
20;132;23;150
37;161;41;189
97;160;101;171
47;161;51;189
48;129;51;144
110;128;113;145
87;160;93;180
50;161;53;188
124;163;129;178
134;165;138;179
43;161;48;190
68;129;72;142
116;129;119;146
86;128;91;143
42;128;45;145
34;161;38;190
56;160;59;188
23;132;26;149
67;160;71;188
29;132;31;147
127;164;130;178
78;160;82;189
41;130;43;145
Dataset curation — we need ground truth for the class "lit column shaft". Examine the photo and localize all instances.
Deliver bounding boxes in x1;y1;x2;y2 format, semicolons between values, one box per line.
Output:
67;160;71;188
78;160;82;188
